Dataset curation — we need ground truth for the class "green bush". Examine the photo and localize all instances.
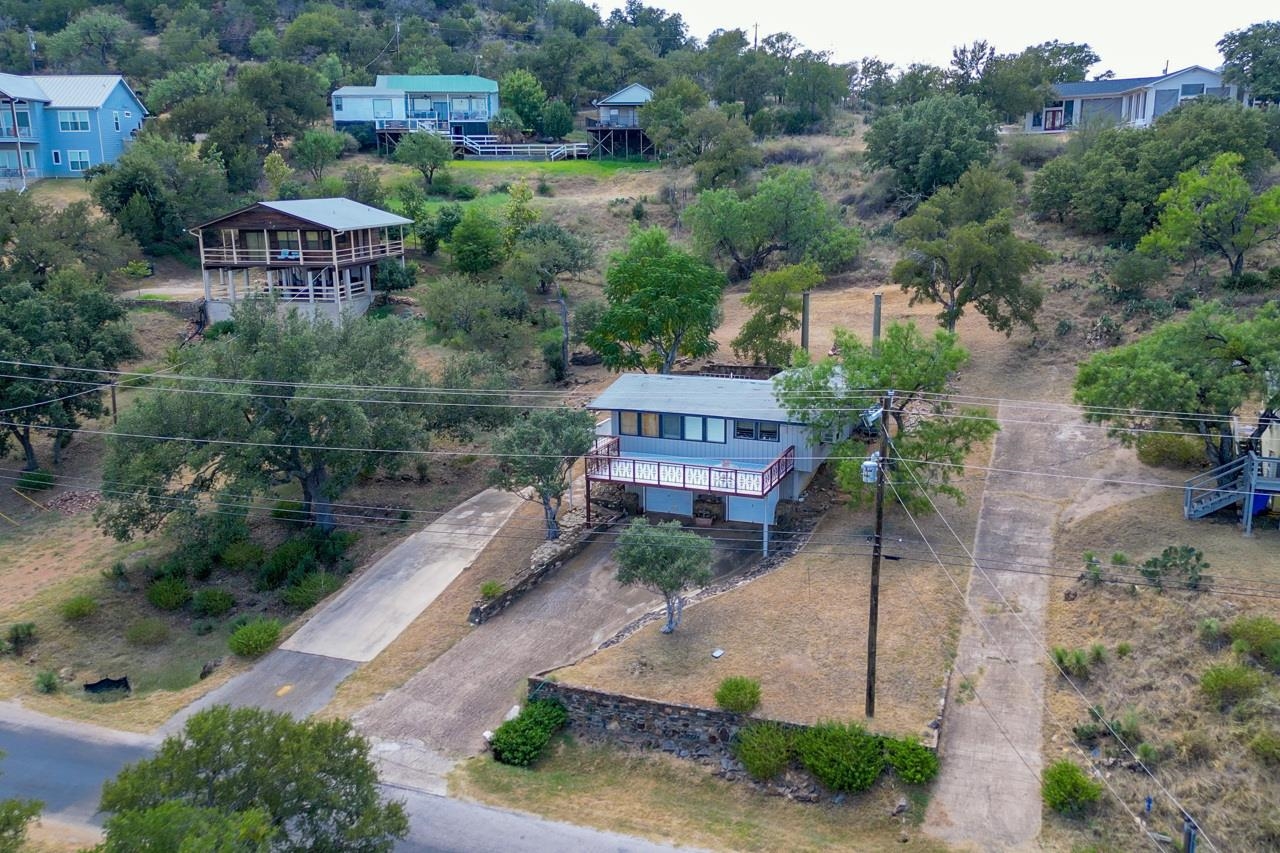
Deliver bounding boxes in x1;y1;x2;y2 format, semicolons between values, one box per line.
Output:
1228;616;1280;671
146;577;192;611
203;320;235;339
34;670;59;694
733;721;793;780
1052;646;1090;679
1135;742;1161;766
191;588;235;618
490;699;569;767
1248;730;1280;764
59;594;98;622
125;618;169;647
282;572;343;610
259;539;317;590
15;470;54;491
1200;664;1266;709
1116;642;1132;659
7;622;35;654
1135;433;1204;469
479;580;504;601
228;618;282;658
793;722;885;793
271;499;308;523
884;737;939;784
219;540;265;571
1041;759;1102;815
714;676;762;714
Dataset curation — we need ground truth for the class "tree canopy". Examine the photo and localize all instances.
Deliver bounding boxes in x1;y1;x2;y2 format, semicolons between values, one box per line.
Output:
615;518;713;633
98;705;408;853
864;94;998;200
683;168;861;280
490;407;596;540
0;192;135;285
393;132;454;187
97;305;432;538
1219;21;1280;104
1074;303;1280;468
774;322;997;511
583;227;725;374
1138;152;1280;278
731;263;822;366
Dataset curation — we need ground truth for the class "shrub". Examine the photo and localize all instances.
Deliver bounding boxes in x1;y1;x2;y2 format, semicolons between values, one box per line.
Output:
7;622;35;654
490;699;569;767
1136;742;1161;766
271;499;308;524
1089;643;1107;665
228;618;282;658
1052;646;1090;679
479;580;504;601
884;737;939;784
282;572;343;610
1136;433;1205;469
203;320;235;339
125;618;169;646
1228;616;1280;671
1041;759;1102;815
1199;618;1224;645
34;670;59;694
733;721;792;780
60;594;98;622
1200;664;1265;708
1004;134;1064;167
259;539;317;590
1248;730;1280;764
191;588;235;618
15;470;54;491
793;722;885;793
714;676;762;714
146;577;191;611
1116;642;1132;659
219;540;265;571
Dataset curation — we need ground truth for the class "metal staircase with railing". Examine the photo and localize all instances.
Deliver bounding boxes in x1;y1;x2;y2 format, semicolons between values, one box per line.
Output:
1184;452;1280;533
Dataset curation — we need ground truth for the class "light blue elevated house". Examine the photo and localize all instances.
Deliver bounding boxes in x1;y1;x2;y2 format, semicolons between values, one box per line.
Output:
1023;65;1247;133
332;74;499;141
586;374;849;553
0;73;146;190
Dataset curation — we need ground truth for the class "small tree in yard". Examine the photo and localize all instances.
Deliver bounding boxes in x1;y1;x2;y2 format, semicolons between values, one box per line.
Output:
291;129;345;180
489;407;596;540
615;519;713;634
731;263;822;366
373;259;417;304
394;132;453;187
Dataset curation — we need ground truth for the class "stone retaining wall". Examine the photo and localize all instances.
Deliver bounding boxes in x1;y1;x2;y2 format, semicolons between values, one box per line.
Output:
467;507;620;625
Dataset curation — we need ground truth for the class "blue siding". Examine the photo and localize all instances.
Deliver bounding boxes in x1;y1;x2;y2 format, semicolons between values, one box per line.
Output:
37;81;145;177
644;487;693;515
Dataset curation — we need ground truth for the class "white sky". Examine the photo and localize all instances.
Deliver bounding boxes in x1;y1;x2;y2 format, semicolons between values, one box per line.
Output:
597;1;1277;78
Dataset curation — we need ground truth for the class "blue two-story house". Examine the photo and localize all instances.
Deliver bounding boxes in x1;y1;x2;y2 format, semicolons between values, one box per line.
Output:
0;73;146;190
586;373;851;554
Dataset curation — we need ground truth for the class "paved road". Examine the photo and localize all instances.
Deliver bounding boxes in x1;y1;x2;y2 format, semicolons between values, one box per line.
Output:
165;489;523;734
357;535;660;770
0;703;155;828
924;403;1105;850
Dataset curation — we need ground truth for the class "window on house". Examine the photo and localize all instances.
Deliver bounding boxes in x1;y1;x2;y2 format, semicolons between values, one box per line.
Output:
0;151;15;169
1180;83;1205;98
619;411;638;435
113;111;120;132
334;97;343;112
124;110;132;118
67;150;90;172
735;420;780;441
660;413;682;440
51;150;61;165
58;110;90;132
373;99;393;119
735;420;758;440
758;423;780;442
640;412;659;437
705;418;726;443
683;416;703;442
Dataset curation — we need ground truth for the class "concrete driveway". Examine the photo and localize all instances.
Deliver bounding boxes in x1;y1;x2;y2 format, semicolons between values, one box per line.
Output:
165;489;523;732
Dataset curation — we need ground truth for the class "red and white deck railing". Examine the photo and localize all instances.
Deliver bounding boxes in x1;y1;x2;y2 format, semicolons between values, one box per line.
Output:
585;437;795;499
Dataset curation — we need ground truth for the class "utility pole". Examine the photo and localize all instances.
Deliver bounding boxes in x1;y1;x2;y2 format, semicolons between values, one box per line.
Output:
27;27;36;74
871;291;882;355
753;24;758;51
800;289;810;354
865;389;892;718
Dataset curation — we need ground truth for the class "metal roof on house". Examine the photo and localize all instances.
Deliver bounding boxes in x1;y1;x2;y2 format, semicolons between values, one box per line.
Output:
0;73;50;102
193;199;411;232
332;86;400;97
596;82;653;106
375;74;498;93
1052;65;1218;98
589;373;798;423
30;75;135;108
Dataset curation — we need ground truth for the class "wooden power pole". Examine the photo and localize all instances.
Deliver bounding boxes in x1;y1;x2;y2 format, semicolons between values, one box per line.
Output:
865;390;892;718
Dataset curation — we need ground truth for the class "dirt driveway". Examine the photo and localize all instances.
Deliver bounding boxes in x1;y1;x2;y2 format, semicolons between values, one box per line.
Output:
355;525;761;766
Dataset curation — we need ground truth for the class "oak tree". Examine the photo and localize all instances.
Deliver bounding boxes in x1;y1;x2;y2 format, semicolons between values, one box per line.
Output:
615;518;713;634
490;407;596;540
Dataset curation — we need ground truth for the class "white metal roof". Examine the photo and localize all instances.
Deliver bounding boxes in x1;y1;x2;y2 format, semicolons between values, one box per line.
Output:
29;75;133;108
595;82;653;107
258;199;412;230
0;73;50;102
589;373;798;423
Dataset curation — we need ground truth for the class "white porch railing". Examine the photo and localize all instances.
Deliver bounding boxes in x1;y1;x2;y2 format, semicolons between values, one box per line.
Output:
585;436;796;499
201;240;403;267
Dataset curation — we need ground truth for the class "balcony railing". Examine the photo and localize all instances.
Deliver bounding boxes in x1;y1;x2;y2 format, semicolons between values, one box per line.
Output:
586;436;796;499
206;278;372;305
201;240;403;267
0;126;36;139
